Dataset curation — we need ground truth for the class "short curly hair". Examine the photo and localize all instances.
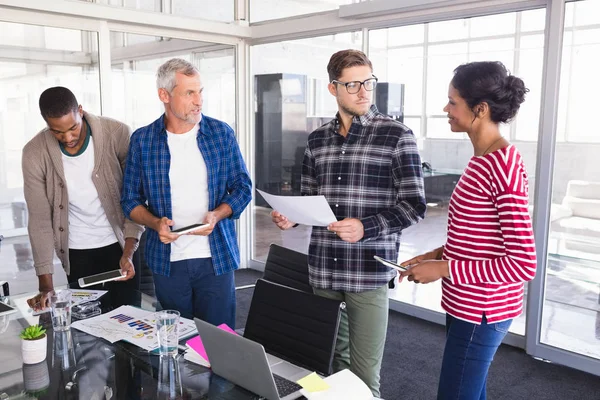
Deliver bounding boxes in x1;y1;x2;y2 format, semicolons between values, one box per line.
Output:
38;87;78;121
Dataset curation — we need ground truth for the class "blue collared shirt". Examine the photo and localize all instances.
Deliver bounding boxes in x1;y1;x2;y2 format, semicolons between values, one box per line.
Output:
121;114;252;276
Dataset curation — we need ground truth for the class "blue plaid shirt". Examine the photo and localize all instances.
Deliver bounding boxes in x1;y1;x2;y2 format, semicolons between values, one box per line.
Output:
302;105;426;292
121;114;252;276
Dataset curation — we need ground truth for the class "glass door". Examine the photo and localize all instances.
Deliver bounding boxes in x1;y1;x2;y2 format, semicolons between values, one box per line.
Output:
540;0;600;362
527;0;600;377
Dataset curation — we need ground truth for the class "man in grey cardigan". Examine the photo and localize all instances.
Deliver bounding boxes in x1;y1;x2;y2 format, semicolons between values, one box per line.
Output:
23;87;144;310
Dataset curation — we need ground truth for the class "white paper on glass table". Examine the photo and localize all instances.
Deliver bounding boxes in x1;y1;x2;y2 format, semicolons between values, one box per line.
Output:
257;189;337;227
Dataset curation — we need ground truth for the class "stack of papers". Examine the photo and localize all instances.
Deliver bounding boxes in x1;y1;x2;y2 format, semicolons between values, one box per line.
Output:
297;372;330;392
183;323;237;367
299;369;373;400
184;335;210;367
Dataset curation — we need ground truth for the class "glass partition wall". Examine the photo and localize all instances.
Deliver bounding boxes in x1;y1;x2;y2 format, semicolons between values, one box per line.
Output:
539;0;600;362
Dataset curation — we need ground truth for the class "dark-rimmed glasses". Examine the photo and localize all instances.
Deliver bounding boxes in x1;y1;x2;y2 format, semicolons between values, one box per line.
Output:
331;76;378;94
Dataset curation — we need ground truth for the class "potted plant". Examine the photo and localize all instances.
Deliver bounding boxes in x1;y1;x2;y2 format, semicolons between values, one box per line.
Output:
20;325;47;364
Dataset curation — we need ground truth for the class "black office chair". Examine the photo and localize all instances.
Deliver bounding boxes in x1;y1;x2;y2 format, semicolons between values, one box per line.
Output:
243;278;344;376
263;244;312;293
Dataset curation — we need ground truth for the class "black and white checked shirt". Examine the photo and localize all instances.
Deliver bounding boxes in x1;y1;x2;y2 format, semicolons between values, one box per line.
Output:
302;105;426;292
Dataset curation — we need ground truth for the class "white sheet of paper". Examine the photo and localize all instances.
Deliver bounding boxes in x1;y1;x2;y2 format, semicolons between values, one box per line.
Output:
257;189;337;227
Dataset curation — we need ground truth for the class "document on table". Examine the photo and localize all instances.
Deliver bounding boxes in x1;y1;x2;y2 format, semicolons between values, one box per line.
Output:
257;189;337;227
71;305;197;351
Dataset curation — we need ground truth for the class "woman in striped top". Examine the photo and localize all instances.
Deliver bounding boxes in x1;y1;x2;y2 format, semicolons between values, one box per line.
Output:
399;61;537;400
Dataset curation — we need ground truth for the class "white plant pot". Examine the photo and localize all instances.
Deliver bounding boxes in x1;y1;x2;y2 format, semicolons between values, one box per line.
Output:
21;334;47;364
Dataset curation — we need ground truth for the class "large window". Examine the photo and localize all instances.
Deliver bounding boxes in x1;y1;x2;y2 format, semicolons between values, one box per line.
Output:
543;0;600;360
0;21;101;294
368;8;546;334
251;32;362;262
109;33;235;130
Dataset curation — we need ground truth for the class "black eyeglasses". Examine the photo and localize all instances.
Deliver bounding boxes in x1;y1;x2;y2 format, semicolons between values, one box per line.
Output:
331;76;378;94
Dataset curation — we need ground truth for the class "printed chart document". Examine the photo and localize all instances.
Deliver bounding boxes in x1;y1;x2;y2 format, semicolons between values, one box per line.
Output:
257;189;337;227
71;305;197;351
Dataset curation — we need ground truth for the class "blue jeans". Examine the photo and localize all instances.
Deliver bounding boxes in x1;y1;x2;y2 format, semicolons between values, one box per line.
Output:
437;314;512;400
153;258;235;328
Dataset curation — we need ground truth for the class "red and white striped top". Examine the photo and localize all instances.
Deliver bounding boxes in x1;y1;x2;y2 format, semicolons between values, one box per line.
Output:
442;145;537;324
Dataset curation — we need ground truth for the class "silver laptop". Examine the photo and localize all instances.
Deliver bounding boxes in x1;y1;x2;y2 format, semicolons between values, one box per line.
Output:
194;318;311;400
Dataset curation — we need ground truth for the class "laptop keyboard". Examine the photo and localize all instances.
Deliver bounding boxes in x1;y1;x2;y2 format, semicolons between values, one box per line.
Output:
273;373;302;397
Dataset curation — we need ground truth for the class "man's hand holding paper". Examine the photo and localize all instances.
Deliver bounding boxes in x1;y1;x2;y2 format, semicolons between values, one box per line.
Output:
327;218;364;243
271;210;296;230
258;189;337;227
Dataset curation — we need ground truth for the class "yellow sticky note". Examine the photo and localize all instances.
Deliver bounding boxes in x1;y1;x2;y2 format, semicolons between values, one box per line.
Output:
297;372;330;392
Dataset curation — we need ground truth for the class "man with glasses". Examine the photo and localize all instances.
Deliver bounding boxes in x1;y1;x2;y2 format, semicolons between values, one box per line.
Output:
272;49;426;396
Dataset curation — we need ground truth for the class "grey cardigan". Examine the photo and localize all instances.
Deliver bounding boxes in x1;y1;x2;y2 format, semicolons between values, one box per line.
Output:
22;112;144;276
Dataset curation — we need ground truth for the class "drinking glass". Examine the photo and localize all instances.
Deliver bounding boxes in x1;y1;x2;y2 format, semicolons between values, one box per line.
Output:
156;310;180;356
51;290;72;331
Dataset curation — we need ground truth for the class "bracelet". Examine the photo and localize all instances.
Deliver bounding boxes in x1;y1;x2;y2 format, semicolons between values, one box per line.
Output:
292;223;300;228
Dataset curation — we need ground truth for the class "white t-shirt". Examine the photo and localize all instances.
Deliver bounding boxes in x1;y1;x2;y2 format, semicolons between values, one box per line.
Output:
62;136;118;249
167;124;212;261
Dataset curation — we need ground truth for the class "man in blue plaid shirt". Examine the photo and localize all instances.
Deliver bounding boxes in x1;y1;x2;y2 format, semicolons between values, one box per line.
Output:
272;50;426;396
121;58;251;328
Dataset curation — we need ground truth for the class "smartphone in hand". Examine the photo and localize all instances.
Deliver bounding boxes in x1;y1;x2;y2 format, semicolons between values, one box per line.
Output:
374;256;408;272
78;270;126;288
171;223;210;235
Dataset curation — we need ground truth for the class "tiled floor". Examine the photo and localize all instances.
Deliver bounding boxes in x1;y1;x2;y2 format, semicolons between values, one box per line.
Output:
251;204;600;361
1;204;599;362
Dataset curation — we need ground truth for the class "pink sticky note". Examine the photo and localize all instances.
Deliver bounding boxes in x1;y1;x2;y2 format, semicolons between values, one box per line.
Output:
186;336;209;362
217;323;238;335
187;323;238;363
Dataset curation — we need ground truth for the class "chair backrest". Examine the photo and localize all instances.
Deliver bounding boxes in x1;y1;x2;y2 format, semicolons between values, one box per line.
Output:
243;279;344;376
263;244;312;293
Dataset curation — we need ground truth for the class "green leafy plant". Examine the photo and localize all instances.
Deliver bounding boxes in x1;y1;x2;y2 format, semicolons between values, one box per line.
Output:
19;325;46;340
